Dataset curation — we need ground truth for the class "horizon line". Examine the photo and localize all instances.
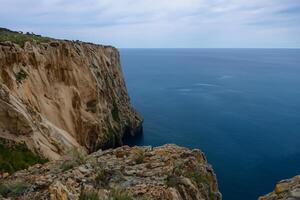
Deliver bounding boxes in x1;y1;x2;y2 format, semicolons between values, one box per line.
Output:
118;47;300;49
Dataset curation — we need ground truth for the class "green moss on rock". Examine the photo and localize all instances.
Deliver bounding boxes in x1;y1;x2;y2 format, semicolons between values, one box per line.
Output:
0;141;48;174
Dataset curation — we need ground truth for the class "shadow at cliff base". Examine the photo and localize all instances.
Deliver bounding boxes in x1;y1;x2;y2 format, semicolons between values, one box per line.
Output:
122;126;144;147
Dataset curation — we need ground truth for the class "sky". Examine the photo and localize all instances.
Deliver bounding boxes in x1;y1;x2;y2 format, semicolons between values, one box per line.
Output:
1;0;300;48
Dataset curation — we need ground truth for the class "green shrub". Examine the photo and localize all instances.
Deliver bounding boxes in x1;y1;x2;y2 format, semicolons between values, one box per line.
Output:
79;189;100;200
0;142;48;174
133;149;145;164
60;148;86;172
109;189;133;200
0;181;29;198
95;168;111;187
60;161;75;172
15;69;28;83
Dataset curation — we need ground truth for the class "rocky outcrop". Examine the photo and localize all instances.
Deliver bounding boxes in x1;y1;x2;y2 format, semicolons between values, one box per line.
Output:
0;144;221;200
259;176;300;200
0;32;142;160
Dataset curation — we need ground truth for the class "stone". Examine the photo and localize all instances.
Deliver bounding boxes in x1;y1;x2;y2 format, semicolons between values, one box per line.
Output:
275;182;290;194
259;176;300;200
290;188;300;198
78;166;90;174
49;181;70;200
2;172;9;178
2;144;221;200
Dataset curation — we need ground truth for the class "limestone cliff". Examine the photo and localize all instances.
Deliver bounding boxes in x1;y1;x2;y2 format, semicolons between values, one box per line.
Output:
0;29;142;160
0;144;221;200
259;176;300;200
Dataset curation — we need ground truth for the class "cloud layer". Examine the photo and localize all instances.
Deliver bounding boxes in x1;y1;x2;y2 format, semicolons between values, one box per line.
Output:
1;0;300;47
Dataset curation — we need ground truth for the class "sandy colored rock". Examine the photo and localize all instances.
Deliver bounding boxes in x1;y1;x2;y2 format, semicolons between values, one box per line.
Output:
259;176;300;200
0;38;142;160
0;144;222;200
275;182;290;194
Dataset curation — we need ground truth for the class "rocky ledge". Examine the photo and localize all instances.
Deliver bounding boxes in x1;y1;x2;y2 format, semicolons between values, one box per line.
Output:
259;176;300;200
0;144;221;200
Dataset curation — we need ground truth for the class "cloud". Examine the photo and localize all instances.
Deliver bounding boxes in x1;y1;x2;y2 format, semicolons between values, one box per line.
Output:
0;0;299;47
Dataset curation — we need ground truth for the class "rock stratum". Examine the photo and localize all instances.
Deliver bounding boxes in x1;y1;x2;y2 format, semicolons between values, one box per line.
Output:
0;28;142;160
0;144;221;200
259;176;300;200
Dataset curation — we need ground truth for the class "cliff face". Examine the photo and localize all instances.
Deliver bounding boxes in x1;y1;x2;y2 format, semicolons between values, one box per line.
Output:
0;144;221;200
259;176;300;200
0;38;142;160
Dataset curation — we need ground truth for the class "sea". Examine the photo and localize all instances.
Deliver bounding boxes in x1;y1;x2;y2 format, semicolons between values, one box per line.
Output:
120;48;300;200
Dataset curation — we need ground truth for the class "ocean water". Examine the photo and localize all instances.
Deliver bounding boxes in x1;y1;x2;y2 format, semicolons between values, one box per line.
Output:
120;49;300;200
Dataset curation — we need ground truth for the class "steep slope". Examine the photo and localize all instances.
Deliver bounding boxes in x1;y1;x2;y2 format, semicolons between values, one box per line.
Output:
0;144;221;200
259;176;300;200
0;29;142;160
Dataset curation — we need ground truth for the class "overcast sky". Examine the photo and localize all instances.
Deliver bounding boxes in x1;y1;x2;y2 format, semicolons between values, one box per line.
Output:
1;0;300;48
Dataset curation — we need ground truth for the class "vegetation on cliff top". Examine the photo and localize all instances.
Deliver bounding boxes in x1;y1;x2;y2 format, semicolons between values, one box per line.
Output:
0;27;51;47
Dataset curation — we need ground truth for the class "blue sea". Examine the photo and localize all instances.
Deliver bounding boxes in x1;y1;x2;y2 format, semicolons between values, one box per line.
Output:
120;49;300;200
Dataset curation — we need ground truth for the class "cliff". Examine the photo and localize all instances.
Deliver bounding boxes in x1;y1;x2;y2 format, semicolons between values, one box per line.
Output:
0;28;142;160
0;144;221;200
0;29;222;200
259;176;300;200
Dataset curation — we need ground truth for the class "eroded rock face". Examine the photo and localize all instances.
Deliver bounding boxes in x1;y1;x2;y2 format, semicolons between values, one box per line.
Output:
259;176;300;200
0;39;142;160
0;144;221;200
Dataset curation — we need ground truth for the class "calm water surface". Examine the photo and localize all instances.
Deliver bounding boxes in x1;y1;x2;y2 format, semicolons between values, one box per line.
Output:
120;49;300;200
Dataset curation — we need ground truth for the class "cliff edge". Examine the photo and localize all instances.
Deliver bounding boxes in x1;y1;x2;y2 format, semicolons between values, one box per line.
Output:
0;28;142;160
0;144;221;200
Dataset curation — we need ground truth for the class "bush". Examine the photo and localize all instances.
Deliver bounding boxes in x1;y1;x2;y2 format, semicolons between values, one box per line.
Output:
79;189;100;200
95;168;111;187
60;148;86;172
15;69;28;83
109;189;133;200
0;181;29;198
133;149;145;164
60;161;75;172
